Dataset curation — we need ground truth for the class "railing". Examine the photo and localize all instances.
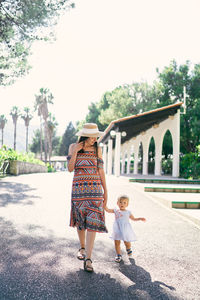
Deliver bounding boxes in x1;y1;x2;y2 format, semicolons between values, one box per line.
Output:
0;161;9;176
137;162;143;174
148;161;155;174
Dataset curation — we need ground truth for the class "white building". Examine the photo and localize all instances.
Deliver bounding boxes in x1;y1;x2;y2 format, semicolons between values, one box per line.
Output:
99;103;182;178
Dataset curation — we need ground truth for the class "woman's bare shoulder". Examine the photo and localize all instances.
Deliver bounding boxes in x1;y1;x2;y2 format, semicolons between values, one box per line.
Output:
97;146;103;158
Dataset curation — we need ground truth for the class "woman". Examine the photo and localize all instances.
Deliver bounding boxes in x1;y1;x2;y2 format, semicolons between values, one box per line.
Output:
67;123;108;272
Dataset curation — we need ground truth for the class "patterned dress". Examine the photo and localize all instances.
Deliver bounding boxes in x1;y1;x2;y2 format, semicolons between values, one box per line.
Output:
67;151;107;233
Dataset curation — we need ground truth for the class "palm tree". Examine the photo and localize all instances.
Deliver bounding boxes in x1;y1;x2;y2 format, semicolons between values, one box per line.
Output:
34;95;44;160
21;107;33;152
10;106;21;150
0;115;7;147
34;88;54;162
47;113;58;162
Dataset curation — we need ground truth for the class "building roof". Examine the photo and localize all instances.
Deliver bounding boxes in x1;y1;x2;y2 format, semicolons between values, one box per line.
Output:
99;102;182;144
50;156;67;162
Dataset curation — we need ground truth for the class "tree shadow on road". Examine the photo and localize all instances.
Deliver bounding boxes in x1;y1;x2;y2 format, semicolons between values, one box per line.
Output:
0;217;180;300
0;181;39;207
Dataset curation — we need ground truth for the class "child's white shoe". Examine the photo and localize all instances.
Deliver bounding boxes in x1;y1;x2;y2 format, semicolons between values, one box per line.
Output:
115;254;122;263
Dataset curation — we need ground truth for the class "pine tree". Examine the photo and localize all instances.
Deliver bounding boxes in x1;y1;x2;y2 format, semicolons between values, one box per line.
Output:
59;122;77;155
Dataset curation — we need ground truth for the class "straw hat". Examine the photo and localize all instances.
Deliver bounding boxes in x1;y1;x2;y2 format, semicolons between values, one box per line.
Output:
76;123;104;138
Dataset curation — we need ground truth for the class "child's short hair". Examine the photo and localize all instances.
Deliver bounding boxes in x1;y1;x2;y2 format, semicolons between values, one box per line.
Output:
117;195;129;204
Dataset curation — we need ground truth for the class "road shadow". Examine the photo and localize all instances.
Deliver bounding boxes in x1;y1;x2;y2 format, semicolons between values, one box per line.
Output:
0;217;181;300
0;181;39;207
118;258;178;300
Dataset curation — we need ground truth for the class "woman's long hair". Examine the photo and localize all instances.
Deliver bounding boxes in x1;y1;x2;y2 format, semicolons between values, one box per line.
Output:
78;136;98;158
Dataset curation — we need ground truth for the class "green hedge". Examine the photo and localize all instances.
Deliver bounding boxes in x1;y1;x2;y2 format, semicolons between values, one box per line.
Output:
180;145;200;179
0;145;45;166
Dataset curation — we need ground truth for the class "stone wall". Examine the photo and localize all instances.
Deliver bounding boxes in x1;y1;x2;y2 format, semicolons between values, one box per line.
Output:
9;161;47;176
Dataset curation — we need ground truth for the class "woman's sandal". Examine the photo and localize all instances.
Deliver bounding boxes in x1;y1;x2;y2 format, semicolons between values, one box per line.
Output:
126;248;133;257
77;247;86;260
115;254;122;263
84;258;94;272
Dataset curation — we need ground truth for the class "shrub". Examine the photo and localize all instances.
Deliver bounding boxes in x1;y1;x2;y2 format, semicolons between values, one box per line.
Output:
0;145;45;166
180;145;200;179
46;163;56;173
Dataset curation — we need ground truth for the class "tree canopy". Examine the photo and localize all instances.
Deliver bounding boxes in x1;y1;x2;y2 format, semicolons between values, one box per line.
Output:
0;0;74;85
58;122;77;156
82;60;200;155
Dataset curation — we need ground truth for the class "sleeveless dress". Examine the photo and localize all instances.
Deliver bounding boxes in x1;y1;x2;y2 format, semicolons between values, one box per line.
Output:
67;151;107;233
110;209;137;242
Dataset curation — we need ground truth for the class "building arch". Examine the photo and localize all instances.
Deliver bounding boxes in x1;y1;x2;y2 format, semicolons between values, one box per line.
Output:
148;136;156;174
138;142;143;174
100;103;182;177
162;129;173;175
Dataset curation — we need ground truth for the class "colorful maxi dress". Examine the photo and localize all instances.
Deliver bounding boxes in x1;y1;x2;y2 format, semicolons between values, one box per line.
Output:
67;151;107;233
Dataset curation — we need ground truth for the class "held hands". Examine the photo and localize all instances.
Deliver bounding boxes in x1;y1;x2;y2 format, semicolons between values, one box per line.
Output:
104;206;109;212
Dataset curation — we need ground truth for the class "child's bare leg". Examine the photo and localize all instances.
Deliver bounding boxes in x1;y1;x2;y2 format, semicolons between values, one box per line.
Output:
114;240;121;255
124;241;132;256
114;240;122;262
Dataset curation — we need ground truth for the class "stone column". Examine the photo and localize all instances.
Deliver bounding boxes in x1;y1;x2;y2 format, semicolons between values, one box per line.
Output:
127;146;131;174
114;132;121;177
142;139;149;175
102;144;107;173
154;137;162;176
107;139;113;175
133;142;139;175
172;110;180;177
121;150;126;175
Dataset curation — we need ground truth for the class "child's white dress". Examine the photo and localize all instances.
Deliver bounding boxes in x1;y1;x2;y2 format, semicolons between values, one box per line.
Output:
110;209;137;242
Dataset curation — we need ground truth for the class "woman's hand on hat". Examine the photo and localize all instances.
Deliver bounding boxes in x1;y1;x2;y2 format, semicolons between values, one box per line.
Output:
74;142;84;153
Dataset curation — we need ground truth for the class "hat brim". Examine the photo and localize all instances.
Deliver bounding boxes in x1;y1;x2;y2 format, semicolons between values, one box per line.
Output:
76;131;104;138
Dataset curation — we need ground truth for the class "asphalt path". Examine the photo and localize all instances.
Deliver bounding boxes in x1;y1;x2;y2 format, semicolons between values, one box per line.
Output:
0;172;199;300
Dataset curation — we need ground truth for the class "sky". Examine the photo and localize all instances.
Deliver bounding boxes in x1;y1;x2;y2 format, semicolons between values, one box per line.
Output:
1;0;200;136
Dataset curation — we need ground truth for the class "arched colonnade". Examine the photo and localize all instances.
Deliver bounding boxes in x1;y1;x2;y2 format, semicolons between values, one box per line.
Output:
100;103;181;178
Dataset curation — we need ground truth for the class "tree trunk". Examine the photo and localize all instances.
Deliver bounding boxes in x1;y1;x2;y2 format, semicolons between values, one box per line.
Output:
26;126;29;152
14;122;17;150
40;116;43;161
44;121;48;163
48;133;52;163
1;128;3;146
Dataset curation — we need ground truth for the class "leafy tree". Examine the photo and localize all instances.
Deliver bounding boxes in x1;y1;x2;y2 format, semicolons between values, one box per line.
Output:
97;82;158;128
85;102;104;131
156;60;200;153
30;128;60;156
29;129;43;154
59;122;77;156
180;145;200;179
47;113;58;162
0;0;74;85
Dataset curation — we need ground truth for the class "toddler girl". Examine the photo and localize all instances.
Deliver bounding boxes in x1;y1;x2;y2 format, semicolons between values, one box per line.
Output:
105;195;146;262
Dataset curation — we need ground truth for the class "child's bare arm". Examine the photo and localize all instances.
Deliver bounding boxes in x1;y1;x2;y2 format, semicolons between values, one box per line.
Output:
105;207;114;213
130;214;146;222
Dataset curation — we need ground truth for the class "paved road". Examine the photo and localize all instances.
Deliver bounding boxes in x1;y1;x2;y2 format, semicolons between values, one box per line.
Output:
0;172;199;300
